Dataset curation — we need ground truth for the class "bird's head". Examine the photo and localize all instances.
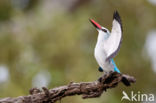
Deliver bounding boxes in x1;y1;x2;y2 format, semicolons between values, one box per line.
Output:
89;19;110;38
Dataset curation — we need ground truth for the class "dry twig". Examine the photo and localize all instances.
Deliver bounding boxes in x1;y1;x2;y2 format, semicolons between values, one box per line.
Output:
0;72;136;103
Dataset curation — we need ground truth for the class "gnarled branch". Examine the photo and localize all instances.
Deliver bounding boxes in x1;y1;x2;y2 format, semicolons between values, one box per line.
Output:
0;72;136;103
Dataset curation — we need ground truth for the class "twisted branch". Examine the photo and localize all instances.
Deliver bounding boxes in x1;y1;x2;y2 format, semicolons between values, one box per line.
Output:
0;72;136;103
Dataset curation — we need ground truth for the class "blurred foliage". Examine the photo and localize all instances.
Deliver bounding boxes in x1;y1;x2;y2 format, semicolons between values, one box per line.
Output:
0;0;156;103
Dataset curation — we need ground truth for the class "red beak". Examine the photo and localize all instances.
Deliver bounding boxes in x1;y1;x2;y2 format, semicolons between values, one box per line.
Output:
89;19;102;29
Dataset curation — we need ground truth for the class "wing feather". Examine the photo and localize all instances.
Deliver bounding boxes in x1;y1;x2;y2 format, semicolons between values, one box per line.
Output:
105;11;123;61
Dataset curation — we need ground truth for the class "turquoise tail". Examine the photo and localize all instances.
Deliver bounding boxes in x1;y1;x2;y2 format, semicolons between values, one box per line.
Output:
111;59;120;73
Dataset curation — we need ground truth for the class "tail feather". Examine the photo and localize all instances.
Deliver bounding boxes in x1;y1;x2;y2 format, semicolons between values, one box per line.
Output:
111;59;120;73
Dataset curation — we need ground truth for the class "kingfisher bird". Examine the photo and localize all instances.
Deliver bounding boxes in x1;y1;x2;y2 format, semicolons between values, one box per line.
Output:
90;11;122;73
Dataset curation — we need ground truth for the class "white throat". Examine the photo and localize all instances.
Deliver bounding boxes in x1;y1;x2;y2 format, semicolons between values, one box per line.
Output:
97;30;109;44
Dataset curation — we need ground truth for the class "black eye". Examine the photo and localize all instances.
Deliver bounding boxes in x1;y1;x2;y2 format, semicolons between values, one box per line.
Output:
102;29;107;32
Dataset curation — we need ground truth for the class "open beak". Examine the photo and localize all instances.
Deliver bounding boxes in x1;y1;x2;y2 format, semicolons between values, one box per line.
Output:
89;19;102;30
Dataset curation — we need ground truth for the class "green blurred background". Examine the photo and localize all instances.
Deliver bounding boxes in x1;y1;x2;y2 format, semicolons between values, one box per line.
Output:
0;0;156;103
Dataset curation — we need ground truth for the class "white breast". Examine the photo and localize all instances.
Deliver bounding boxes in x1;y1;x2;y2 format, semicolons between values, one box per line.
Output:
94;36;114;72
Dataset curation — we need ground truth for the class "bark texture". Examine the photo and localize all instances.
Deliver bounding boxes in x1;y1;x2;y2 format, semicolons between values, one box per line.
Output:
0;72;136;103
